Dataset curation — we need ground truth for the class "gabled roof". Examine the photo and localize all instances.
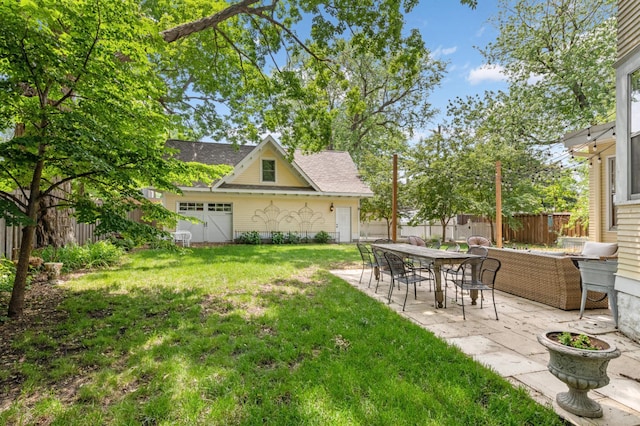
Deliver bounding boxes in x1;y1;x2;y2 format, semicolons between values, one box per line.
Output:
166;136;373;197
166;139;254;166
293;149;372;194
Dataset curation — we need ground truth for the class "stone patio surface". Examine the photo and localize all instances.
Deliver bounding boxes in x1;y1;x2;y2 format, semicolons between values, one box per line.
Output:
330;268;640;426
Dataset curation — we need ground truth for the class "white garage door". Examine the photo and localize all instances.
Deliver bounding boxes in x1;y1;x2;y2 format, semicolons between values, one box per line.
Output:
177;202;232;243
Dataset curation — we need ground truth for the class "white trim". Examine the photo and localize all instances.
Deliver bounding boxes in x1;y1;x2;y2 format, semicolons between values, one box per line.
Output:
261;158;276;183
211;136;322;192
606;155;617;231
616;51;640;201
615;275;640;298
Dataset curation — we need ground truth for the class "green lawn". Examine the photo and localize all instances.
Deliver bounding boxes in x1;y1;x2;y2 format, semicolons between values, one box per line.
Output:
0;245;563;425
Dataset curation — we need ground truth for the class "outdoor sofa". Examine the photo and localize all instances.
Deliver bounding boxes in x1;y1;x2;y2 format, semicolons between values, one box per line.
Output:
486;247;610;310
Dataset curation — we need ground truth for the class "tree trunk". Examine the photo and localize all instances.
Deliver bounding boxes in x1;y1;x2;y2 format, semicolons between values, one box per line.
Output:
8;158;45;318
8;224;37;317
489;219;495;244
385;217;391;240
36;181;75;248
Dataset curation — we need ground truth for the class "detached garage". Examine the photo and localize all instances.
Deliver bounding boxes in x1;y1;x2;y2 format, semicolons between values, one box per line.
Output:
159;136;373;244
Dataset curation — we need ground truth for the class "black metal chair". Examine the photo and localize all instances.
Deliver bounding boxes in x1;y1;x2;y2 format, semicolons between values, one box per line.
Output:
384;251;432;311
356;243;376;287
374;238;394;243
444;245;489;296
404;236;434;291
448;257;501;320
371;246;393;293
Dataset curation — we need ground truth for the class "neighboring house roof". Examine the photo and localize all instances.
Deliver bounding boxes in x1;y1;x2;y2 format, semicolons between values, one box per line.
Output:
166;136;373;197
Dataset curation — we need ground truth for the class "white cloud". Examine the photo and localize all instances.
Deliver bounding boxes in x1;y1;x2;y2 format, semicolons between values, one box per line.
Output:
432;45;457;57
466;64;508;85
475;26;486;38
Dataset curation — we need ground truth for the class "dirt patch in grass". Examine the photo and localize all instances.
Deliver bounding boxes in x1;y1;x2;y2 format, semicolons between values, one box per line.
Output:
0;274;78;409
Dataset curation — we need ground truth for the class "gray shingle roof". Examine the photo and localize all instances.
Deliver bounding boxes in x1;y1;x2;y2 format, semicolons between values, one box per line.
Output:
166;139;372;196
166;140;254;166
293;150;372;195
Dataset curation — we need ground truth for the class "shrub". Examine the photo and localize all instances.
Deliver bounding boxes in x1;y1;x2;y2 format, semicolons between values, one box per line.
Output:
271;231;285;245
238;231;261;245
0;257;16;292
285;231;301;244
314;231;331;244
37;241;124;272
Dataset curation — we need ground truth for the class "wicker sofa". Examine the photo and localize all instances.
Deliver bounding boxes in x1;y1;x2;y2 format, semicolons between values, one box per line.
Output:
486;248;609;310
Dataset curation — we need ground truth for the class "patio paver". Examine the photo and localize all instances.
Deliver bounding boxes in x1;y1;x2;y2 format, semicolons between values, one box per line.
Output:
331;268;640;425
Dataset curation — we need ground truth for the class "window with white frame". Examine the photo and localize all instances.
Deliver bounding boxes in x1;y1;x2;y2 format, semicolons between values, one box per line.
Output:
178;202;204;212
207;203;232;212
262;159;276;182
629;68;640;197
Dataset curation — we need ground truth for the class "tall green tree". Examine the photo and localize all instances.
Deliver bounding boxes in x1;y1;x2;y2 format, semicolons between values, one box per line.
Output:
446;0;616;233
481;0;616;135
404;132;469;240
150;0;477;149
0;0;228;318
444;92;577;239
277;38;445;159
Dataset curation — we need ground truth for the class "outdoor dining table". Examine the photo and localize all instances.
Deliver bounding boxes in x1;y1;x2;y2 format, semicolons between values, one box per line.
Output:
371;243;481;308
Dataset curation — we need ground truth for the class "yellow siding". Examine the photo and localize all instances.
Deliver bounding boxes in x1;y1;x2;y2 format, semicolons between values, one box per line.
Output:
589;141;617;242
230;145;308;187
163;191;360;237
618;0;640;61
616;204;640;281
588;157;599;240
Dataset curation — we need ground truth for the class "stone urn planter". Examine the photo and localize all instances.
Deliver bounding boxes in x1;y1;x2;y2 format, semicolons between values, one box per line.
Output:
537;331;620;418
43;262;63;284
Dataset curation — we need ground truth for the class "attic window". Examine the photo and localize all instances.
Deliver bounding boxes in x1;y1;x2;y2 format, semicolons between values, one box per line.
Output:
262;159;276;182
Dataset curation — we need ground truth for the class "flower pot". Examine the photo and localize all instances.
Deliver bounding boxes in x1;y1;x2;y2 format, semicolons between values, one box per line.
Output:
537;331;620;418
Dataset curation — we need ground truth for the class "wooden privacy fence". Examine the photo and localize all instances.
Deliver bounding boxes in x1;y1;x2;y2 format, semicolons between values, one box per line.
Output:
502;213;587;246
0;209;143;259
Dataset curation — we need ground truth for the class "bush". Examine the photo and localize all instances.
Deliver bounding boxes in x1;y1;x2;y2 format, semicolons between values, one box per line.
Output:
238;231;261;245
0;257;15;292
271;231;285;245
314;231;331;244
37;241;125;272
285;231;301;244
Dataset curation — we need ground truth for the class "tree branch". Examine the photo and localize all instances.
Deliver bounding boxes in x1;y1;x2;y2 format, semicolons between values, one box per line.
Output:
0;190;28;211
161;0;263;43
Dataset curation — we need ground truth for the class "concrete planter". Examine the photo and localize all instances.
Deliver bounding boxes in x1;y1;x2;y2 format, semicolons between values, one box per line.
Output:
537;331;620;418
43;262;63;284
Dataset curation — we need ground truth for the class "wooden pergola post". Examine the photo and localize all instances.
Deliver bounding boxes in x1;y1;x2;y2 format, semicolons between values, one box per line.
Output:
392;154;398;242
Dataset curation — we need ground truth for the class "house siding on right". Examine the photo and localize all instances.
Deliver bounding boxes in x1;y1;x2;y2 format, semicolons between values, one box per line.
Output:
614;0;640;341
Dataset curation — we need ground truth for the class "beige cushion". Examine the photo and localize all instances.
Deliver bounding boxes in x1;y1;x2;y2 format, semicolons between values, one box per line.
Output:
581;242;618;257
467;236;492;247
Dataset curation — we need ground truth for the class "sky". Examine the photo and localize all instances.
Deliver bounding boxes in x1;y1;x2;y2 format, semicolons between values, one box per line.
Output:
403;0;508;134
